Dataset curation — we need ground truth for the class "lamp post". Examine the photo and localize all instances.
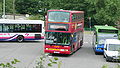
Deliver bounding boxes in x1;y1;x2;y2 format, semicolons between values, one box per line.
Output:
88;17;91;31
43;8;46;21
38;8;46;21
3;0;5;19
13;0;15;20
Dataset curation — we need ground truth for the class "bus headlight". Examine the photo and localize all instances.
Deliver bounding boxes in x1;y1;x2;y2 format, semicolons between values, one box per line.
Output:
46;48;49;50
65;49;68;51
60;49;65;51
60;49;69;51
59;49;69;51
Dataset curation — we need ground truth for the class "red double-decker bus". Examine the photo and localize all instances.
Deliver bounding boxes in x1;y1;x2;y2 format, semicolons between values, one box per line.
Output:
44;10;84;54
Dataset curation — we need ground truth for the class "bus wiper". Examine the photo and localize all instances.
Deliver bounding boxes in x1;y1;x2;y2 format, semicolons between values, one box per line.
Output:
55;28;67;31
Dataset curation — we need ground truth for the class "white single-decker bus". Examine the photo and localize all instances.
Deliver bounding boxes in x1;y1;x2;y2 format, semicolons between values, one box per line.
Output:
0;19;44;42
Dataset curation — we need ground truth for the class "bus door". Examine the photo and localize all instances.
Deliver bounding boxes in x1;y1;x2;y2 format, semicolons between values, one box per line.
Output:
2;24;10;40
92;30;97;48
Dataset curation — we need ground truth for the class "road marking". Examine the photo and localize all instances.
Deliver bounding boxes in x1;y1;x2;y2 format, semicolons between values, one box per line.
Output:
84;42;92;44
84;42;89;44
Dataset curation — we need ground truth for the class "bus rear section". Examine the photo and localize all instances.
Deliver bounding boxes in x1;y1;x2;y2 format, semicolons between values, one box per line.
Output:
44;32;83;54
93;25;119;54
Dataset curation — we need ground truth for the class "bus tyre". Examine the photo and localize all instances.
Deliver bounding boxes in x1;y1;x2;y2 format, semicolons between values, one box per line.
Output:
17;36;24;42
70;45;74;54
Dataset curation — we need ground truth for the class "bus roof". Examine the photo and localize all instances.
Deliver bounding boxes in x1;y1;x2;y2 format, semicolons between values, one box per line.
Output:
94;25;118;30
48;10;84;13
0;19;44;24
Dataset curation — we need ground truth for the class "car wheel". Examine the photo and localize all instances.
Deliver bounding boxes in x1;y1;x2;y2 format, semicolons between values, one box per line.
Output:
103;55;105;58
103;53;106;58
106;57;110;62
95;52;98;55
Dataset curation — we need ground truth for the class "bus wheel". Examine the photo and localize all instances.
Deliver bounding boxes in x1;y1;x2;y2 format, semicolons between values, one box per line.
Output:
80;40;83;46
70;45;74;54
17;36;24;42
106;57;110;62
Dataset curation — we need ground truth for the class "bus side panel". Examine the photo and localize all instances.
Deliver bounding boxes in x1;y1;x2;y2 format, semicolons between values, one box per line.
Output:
72;31;83;51
0;33;44;41
0;33;17;41
22;33;44;40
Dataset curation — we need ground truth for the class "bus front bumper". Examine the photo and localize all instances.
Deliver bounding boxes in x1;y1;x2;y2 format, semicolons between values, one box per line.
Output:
44;50;71;54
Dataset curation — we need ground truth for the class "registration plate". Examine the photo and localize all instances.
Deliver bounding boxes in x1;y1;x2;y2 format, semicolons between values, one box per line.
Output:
113;57;119;59
54;51;60;53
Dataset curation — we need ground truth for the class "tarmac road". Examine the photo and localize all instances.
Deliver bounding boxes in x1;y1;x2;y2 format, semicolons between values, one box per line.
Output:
0;32;119;68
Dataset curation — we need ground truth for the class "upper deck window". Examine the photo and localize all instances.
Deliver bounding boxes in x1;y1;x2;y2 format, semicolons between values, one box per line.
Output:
48;11;70;22
72;13;84;22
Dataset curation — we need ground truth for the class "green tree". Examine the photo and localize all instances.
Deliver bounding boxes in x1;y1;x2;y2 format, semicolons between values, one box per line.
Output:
6;0;13;13
0;1;2;16
0;0;16;15
85;0;120;26
15;0;40;14
12;0;120;26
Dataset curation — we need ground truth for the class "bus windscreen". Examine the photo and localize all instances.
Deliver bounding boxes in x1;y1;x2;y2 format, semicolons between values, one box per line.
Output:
48;11;70;22
45;32;71;45
98;29;118;33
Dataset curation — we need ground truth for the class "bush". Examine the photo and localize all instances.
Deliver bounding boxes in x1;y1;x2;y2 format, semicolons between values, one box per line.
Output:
35;53;62;68
102;64;108;68
0;59;20;68
102;64;120;68
27;15;44;20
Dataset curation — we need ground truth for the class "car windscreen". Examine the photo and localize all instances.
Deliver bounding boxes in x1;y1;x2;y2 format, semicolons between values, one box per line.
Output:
108;44;120;51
